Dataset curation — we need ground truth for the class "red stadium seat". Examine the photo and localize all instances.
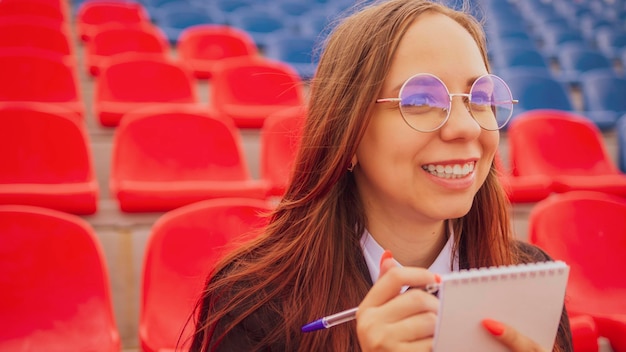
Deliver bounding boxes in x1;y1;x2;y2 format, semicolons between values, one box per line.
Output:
209;56;305;128
0;205;120;352
94;55;197;127
529;191;626;352
110;105;269;212
0;102;98;215
140;198;272;352
176;24;258;79
76;0;150;43
508;109;626;197
569;315;599;352
0;14;67;34
260;106;305;197
495;154;553;203
86;24;169;76
0;0;65;23
0;22;72;57
0;48;84;118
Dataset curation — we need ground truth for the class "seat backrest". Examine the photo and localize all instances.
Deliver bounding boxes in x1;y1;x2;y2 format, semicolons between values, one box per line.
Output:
264;34;318;65
0;205;120;352
213;0;251;13
77;1;148;26
112;106;251;182
140;198;272;352
77;1;150;42
89;24;168;57
211;56;303;106
96;55;196;102
0;48;79;102
0;0;64;22
504;70;573;111
496;47;549;69
260;106;305;196
0;22;71;56
580;71;626;112
0;102;93;183
153;3;225;30
274;0;315;17
229;8;287;34
595;30;626;56
529;191;626;299
558;45;613;73
508;109;619;177
542;27;584;48
177;24;258;61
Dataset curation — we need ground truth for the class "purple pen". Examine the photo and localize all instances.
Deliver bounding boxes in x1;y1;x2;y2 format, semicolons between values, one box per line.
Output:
301;283;439;333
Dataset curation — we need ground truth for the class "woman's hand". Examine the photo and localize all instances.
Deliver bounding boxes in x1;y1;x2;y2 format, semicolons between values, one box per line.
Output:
482;319;548;352
356;251;440;352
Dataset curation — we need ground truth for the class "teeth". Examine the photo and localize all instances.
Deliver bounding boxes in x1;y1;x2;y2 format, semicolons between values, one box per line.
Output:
422;162;475;179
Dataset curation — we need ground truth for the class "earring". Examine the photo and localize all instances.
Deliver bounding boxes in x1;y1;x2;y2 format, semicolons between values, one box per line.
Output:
347;162;355;172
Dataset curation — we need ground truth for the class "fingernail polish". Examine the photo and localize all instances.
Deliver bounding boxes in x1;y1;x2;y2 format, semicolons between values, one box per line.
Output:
482;319;505;336
434;274;441;283
379;249;393;267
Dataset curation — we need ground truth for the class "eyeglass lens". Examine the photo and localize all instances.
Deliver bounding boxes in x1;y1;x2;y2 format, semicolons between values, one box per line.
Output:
398;74;514;132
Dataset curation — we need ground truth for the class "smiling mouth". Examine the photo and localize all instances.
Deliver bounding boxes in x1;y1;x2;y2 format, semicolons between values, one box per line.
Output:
422;161;475;179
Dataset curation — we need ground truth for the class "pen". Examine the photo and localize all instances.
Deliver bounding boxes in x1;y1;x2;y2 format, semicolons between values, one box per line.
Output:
301;283;440;333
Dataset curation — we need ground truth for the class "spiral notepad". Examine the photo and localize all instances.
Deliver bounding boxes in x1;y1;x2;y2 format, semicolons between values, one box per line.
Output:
433;260;569;352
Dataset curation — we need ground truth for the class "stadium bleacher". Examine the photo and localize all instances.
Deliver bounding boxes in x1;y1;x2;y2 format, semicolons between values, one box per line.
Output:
1;0;625;350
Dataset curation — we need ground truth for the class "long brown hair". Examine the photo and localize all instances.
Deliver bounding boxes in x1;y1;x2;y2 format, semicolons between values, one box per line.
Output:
190;1;566;351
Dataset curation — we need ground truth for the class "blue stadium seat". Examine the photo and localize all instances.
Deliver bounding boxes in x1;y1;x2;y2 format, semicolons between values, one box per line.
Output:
142;0;180;18
553;0;592;25
491;46;549;71
580;70;626;131
483;5;527;36
580;15;615;41
556;44;615;86
487;27;534;49
298;9;334;39
530;17;571;42
227;7;295;50
595;29;626;60
271;0;316;18
152;2;226;44
264;34;318;80
539;26;585;59
503;68;574;122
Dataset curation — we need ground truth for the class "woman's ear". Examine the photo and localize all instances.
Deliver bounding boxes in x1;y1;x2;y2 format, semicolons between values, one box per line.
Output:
348;155;358;172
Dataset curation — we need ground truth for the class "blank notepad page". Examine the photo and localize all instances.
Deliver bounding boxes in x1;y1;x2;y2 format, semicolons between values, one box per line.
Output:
433;261;569;352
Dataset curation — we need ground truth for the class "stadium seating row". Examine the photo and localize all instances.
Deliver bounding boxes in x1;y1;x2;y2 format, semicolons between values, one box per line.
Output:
2;190;625;351
3;102;626;214
0;47;306;127
2;43;626;132
3;0;625;132
0;102;302;214
480;0;626;130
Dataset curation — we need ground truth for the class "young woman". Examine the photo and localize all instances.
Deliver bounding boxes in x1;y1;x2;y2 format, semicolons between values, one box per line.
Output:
190;0;573;351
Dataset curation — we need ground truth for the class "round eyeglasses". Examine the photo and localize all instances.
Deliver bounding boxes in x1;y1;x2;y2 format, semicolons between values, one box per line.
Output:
375;73;518;132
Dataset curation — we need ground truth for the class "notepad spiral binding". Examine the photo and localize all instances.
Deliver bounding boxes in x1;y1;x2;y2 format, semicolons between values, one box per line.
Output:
443;260;568;284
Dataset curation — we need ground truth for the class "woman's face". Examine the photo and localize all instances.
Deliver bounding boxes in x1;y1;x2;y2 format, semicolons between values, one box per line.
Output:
354;12;499;227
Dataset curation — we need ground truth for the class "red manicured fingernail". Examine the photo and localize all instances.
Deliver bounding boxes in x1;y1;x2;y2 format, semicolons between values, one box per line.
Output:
482;319;505;336
434;274;441;283
380;249;393;267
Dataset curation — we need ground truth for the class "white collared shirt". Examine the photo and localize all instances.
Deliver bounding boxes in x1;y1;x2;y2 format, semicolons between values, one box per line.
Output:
360;221;459;284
